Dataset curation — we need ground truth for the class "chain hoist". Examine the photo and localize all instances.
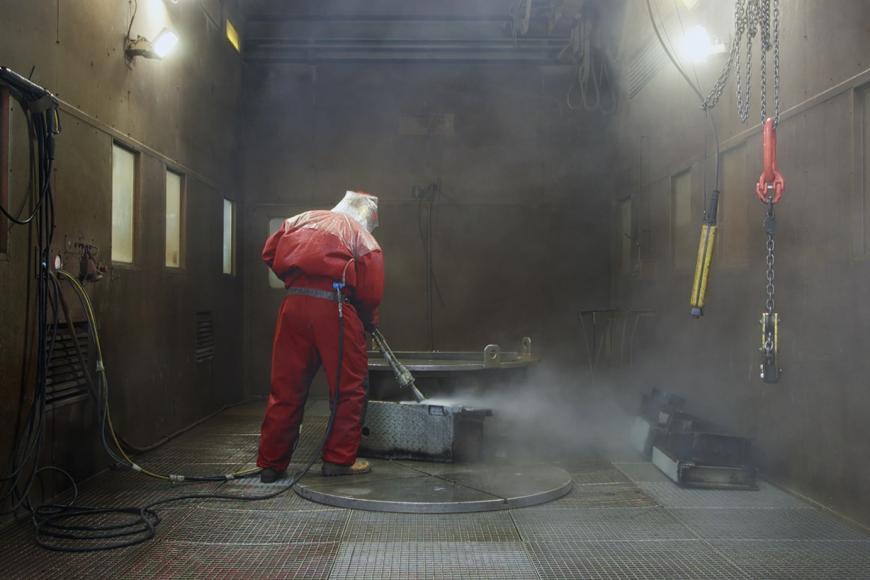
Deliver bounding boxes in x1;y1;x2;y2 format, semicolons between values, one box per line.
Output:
756;117;783;382
700;0;783;382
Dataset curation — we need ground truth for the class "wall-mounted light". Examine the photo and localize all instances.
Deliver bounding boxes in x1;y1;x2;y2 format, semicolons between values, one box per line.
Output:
677;25;725;63
126;28;179;60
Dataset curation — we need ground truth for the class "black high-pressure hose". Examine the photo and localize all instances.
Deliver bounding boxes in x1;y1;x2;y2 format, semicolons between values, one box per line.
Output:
32;284;348;552
1;72;62;519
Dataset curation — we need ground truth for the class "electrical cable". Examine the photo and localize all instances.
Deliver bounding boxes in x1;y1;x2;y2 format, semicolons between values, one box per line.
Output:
645;0;722;209
31;272;348;551
125;0;138;42
0;76;59;520
54;270;260;483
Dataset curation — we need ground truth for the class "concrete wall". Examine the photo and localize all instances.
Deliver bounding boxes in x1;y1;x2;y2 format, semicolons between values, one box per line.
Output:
240;60;613;398
0;0;248;499
610;0;870;525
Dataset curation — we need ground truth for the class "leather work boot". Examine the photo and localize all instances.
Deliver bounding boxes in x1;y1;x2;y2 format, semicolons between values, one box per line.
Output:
260;468;286;483
321;459;371;477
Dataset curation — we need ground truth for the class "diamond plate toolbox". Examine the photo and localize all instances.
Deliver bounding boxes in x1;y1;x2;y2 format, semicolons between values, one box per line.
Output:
360;401;491;463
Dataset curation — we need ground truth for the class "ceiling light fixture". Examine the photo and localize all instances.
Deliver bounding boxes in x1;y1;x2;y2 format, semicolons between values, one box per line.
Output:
677;25;725;63
126;28;179;60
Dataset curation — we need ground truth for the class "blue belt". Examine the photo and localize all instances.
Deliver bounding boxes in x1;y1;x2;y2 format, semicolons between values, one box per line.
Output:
286;287;348;302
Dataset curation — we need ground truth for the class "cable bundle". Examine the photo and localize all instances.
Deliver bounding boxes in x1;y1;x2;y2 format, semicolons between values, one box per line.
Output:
0;67;63;522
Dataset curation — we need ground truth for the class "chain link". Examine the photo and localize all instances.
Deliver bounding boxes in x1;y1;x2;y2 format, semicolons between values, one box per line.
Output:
759;0;770;122
703;0;744;112
763;191;776;353
773;0;781;124
702;0;780;127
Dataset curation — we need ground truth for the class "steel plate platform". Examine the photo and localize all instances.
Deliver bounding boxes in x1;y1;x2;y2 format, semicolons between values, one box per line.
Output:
295;459;573;513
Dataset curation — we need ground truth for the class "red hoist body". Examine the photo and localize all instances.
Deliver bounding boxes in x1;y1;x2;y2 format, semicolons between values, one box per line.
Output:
756;116;783;383
755;118;784;204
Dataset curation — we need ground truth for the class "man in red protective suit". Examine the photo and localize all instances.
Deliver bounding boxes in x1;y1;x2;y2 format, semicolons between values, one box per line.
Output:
257;191;384;483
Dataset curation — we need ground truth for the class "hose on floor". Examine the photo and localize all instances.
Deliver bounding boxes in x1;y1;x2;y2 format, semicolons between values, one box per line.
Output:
54;270;261;483
31;276;346;552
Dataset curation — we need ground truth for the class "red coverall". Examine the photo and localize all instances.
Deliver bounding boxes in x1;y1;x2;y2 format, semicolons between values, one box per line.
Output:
257;210;384;470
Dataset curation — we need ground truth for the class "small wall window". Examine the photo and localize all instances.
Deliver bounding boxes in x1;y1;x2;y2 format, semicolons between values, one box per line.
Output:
671;169;693;269
222;199;235;275
165;170;184;268
720;146;749;265
111;144;137;264
268;217;285;288
617;198;633;275
226;18;241;53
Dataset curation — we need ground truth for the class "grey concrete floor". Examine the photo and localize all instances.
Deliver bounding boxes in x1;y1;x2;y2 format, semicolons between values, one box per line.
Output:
2;401;869;579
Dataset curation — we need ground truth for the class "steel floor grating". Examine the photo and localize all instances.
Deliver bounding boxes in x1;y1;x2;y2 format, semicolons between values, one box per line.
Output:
569;465;633;485
329;541;539;579
201;475;341;512
4;402;870;578
710;539;870;579
343;510;521;542
672;507;870;540
612;461;671;483
525;539;750;579
121;540;340;579
638;481;810;509
511;507;696;542
539;481;658;509
162;505;350;544
0;507;196;579
72;484;223;512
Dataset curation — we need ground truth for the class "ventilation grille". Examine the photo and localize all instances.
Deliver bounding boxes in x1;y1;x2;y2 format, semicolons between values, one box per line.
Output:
622;38;668;98
46;321;93;406
195;311;215;363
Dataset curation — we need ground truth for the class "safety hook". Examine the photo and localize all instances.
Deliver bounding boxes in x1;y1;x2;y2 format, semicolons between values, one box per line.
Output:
755;117;785;204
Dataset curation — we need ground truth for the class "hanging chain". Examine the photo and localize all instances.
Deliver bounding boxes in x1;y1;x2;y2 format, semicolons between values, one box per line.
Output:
763;193;776;314
739;0;757;122
759;0;771;122
703;0;744;112
773;0;781;125
703;0;780;127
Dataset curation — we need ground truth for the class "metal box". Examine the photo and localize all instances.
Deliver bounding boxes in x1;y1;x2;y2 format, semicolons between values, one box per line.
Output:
360;401;492;463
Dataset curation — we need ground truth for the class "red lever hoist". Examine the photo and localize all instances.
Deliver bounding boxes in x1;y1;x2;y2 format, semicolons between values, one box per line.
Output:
756;118;783;383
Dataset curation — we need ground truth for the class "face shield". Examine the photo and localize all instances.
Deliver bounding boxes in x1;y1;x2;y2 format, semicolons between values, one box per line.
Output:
331;191;379;233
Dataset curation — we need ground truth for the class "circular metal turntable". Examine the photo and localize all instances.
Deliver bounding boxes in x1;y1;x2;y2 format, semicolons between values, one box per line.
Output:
295;459;572;513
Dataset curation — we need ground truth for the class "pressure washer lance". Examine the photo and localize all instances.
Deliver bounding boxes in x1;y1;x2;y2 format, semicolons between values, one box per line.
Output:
690;189;720;318
371;329;427;402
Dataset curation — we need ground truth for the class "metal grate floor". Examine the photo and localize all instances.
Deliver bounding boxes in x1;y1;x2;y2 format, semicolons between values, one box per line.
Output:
123;540;340;579
525;539;751;579
2;399;869;579
539;481;658;509
343;511;521;542
330;541;539;579
511;507;697;542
